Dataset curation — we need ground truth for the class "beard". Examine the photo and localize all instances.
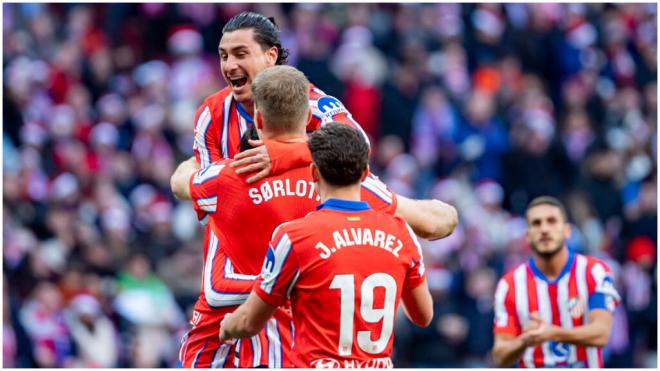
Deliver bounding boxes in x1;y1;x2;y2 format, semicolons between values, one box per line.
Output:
531;239;564;259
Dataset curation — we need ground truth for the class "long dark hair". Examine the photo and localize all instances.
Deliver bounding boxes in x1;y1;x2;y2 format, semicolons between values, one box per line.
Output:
222;11;289;65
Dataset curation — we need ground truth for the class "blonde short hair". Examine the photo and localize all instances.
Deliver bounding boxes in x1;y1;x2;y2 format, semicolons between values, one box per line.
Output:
251;65;310;133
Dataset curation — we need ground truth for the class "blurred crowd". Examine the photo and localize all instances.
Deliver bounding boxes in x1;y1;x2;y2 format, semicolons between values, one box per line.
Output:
3;3;656;368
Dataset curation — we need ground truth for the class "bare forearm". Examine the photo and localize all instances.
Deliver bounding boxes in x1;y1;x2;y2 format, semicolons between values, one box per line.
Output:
220;293;277;342
397;197;458;240
223;308;263;339
550;322;610;347
492;336;528;367
170;157;199;200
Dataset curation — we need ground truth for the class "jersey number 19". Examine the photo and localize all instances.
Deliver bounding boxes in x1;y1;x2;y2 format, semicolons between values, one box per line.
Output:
329;273;396;356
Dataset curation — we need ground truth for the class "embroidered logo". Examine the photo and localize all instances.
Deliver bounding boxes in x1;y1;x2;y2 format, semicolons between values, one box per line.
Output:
567;296;585;319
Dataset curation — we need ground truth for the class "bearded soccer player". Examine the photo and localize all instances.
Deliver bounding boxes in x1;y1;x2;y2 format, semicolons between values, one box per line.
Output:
219;123;433;368
172;66;454;367
491;196;620;368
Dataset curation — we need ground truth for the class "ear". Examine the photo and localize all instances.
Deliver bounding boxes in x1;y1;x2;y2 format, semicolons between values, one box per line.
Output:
266;46;278;66
360;165;369;182
307;109;313;125
310;163;320;183
255;109;264;130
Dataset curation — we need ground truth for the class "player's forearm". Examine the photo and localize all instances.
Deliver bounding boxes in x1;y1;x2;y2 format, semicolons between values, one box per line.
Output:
171;157;199;200
223;307;264;339
396;197;458;240
492;336;528;367
549;321;610;347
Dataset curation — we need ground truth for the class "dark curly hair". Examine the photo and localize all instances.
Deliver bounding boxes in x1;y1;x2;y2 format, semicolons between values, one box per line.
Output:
222;11;289;65
309;123;369;186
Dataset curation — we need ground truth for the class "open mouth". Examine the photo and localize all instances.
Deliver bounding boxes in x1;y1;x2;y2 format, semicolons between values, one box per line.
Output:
229;77;248;89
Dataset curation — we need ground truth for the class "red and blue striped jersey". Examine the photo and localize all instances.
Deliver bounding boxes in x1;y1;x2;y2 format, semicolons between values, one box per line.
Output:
493;251;620;368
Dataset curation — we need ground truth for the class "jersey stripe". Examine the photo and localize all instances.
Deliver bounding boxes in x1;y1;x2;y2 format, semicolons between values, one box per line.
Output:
233;339;241;367
575;255;589;365
210;344;231;368
250;335;262;367
536;277;554;366
404;223;425;277
196;196;217;213
195;106;212;167
267;319;282;368
513;265;534;368
557;273;577;364
494;280;509;328
260;232;293;294
221;95;232;158
203;231;250;307
192;163;225;185
192;340;208;368
224;257;259;281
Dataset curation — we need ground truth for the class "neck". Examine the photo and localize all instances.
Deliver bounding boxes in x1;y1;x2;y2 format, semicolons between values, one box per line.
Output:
533;246;569;281
261;126;308;142
318;183;362;203
238;100;254;117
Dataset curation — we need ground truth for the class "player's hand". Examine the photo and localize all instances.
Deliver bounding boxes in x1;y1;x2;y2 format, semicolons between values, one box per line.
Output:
219;315;234;344
523;312;554;345
230;140;271;183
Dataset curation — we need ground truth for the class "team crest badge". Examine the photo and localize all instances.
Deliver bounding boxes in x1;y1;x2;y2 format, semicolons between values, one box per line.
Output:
567;296;585;319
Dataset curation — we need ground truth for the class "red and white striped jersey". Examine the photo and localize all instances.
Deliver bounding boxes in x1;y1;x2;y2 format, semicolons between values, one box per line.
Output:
193;83;368;168
493;251;620;368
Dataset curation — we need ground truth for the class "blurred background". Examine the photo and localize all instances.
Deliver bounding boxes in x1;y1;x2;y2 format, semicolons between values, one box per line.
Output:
2;3;657;368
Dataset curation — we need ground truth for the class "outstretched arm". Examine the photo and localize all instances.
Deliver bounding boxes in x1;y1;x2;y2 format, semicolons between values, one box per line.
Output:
395;196;458;240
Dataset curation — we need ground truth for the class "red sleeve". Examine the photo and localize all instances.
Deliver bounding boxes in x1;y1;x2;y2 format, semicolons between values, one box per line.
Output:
254;227;300;307
360;173;398;215
189;162;229;223
265;140;312;176
401;223;426;290
493;276;520;336
309;93;371;148
193;102;223;168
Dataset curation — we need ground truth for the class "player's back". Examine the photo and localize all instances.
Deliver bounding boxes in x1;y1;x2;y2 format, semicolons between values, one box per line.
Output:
209;164;320;275
272;203;424;368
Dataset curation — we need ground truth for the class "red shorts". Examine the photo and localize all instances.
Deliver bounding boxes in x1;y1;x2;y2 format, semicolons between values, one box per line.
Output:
179;307;294;368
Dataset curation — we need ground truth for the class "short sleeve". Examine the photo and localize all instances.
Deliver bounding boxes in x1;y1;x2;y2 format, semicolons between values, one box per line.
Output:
493;278;520;336
254;228;301;307
402;223;426;290
360;173;398;215
189;162;227;223
193;103;222;168
588;262;621;313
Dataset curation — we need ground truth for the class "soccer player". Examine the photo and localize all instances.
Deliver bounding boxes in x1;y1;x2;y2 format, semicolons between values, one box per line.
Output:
219;123;433;368
193;11;366;180
171;66;455;368
182;12;453;367
491;196;620;368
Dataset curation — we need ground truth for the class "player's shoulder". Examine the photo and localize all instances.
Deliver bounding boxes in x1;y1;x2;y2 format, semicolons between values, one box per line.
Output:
200;87;233;109
308;82;326;100
575;253;612;272
499;261;528;285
